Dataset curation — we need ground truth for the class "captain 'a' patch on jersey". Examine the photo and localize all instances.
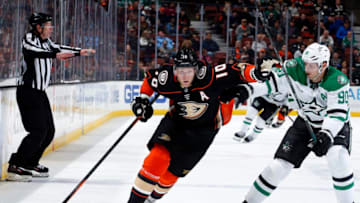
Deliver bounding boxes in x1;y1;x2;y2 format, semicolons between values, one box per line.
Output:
177;101;209;120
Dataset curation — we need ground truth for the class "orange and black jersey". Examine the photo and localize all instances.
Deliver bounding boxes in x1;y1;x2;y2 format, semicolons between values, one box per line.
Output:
140;62;257;128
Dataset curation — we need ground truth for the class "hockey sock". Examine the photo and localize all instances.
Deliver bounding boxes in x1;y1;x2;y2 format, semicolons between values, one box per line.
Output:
240;105;258;131
245;159;293;203
327;145;355;203
149;170;178;200
245;117;266;142
128;144;171;203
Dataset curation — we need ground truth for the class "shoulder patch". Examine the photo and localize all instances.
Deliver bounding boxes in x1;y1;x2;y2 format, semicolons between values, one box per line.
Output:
196;65;207;80
337;75;347;85
286;59;297;67
158;70;168;85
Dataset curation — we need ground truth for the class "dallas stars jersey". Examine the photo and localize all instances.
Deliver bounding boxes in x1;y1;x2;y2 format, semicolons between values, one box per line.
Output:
251;57;349;137
140;62;258;129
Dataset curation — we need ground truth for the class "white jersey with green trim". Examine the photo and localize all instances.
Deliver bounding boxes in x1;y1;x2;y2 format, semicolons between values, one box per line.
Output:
249;57;350;137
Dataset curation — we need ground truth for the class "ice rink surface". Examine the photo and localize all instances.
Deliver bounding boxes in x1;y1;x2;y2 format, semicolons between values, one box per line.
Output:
0;115;359;203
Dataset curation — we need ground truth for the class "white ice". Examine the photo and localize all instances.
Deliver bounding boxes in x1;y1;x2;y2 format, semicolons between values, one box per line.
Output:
0;115;359;203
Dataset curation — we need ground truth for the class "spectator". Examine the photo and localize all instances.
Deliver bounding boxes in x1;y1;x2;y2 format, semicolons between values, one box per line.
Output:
295;13;312;34
156;30;174;50
288;19;299;39
165;17;177;35
340;60;349;78
202;31;219;57
158;40;173;61
179;10;190;32
342;31;357;48
352;54;360;85
256;48;267;66
279;44;293;60
235;18;252;41
191;33;200;51
319;29;334;48
241;40;255;62
201;48;212;64
251;33;267;53
232;40;242;62
273;33;284;51
293;43;306;58
140;29;155;65
330;51;342;68
290;35;303;53
336;21;351;45
269;20;283;38
288;2;299;17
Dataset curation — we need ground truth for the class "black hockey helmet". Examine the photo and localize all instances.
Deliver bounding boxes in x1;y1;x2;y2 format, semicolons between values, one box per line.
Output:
173;48;198;69
29;12;52;29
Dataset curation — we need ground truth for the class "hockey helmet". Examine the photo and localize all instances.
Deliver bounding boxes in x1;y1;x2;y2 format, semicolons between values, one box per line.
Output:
173;48;198;70
29;13;53;29
302;42;330;70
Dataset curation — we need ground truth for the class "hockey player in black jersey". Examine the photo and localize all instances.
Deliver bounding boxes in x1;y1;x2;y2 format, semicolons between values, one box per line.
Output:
127;48;272;203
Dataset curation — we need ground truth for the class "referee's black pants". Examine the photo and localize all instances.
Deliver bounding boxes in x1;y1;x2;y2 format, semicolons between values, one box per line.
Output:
9;86;55;168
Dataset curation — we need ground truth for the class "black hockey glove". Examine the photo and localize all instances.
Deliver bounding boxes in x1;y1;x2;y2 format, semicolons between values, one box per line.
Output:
131;96;153;122
279;105;289;116
312;130;333;157
255;59;280;81
220;85;251;108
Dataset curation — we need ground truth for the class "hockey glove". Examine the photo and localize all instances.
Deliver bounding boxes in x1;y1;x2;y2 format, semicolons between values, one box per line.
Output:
220;85;251;108
312;130;333;157
279;105;289;116
255;59;280;81
131;96;153;122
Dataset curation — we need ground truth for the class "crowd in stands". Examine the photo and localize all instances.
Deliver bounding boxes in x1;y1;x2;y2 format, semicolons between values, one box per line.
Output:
209;0;359;85
121;0;359;84
1;0;359;85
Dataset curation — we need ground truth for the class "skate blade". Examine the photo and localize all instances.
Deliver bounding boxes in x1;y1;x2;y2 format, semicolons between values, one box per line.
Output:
6;173;32;182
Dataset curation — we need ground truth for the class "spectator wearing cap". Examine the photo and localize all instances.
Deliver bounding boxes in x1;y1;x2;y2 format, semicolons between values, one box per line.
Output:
202;31;219;57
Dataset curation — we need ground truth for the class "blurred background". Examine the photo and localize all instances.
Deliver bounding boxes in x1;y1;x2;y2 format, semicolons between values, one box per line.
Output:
0;0;359;84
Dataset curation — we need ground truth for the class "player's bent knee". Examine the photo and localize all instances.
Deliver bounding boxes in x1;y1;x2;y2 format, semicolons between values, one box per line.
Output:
142;144;171;176
327;145;352;175
264;159;294;184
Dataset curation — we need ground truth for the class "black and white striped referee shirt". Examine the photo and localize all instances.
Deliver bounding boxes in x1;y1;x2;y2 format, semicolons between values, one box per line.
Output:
18;32;81;91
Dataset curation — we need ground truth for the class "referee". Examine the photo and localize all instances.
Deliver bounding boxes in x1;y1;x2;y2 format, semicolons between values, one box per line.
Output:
7;12;96;182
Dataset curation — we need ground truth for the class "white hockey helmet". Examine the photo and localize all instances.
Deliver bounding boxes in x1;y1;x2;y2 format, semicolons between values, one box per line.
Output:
302;42;330;69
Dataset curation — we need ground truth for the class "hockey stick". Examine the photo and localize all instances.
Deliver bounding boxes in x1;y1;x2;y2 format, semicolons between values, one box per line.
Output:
63;93;160;203
255;7;317;147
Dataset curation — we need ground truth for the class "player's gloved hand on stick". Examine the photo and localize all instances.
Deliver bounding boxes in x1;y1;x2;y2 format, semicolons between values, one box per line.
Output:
255;59;280;81
311;130;333;157
131;96;153;122
220;85;251;108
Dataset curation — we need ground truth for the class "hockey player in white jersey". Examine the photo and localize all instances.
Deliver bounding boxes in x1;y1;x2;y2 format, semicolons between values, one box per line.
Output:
233;93;289;143
242;43;355;203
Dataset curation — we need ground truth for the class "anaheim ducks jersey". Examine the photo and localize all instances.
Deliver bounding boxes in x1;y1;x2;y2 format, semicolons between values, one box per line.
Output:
140;62;258;129
250;57;350;137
